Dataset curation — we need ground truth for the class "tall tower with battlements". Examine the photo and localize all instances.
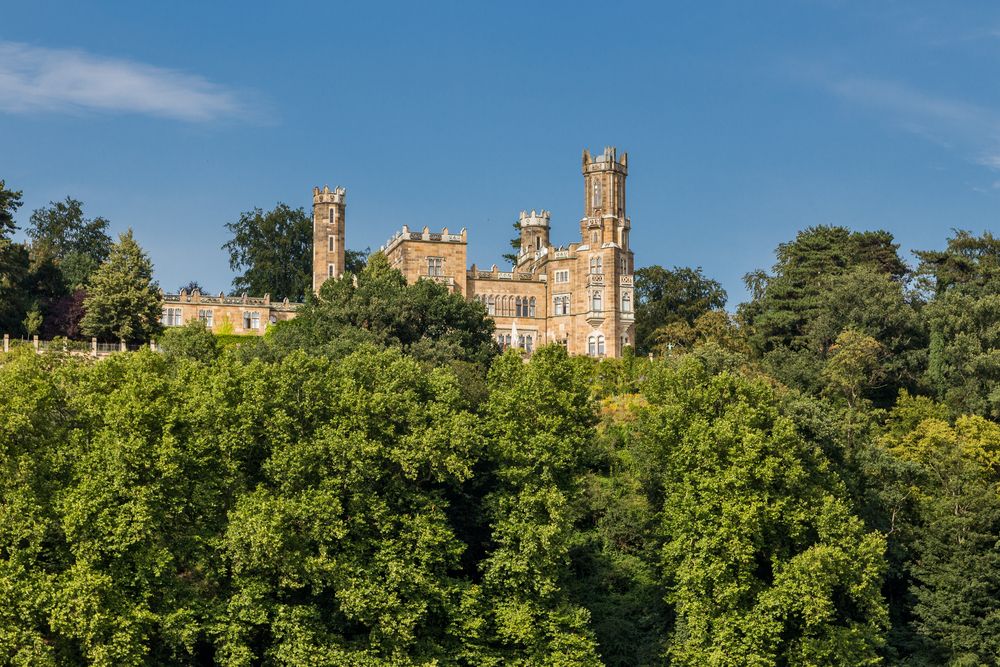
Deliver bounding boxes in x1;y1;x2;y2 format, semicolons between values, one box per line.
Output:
312;185;346;293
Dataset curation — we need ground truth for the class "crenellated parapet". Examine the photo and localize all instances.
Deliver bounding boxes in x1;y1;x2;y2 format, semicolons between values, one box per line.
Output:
380;225;467;254
312;185;346;205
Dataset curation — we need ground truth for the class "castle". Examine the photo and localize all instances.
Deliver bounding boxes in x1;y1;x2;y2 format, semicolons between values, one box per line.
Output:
163;146;636;358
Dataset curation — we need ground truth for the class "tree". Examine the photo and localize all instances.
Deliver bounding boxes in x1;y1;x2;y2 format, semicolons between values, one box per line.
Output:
0;179;23;240
223;203;311;301
502;219;521;266
158;320;220;363
640;359;888;665
80;230;163;342
269;252;497;367
27;197;112;288
881;413;1000;664
916;231;1000;418
345;247;370;275
634;265;727;354
741;226;909;354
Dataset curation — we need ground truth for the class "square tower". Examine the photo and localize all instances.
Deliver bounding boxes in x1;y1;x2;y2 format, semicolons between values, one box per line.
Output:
312;185;346;293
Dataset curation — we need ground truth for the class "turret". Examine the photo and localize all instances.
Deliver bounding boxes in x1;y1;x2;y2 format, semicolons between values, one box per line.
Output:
517;209;551;262
312;185;346;293
581;146;630;249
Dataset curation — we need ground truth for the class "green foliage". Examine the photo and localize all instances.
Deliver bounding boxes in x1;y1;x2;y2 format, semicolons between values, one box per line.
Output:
502;219;522;266
27;197;113;289
641;359;888;665
158;320;221;363
268;252;497;367
80;229;163;342
222;203;311;301
634;265;727;355
0;178;23;240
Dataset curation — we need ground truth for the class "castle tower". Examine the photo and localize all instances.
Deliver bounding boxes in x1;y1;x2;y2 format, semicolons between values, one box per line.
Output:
578;146;635;357
517;209;551;264
312;185;346;293
581;146;629;248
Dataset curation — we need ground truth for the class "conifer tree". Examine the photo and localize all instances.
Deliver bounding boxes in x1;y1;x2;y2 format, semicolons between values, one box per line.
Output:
80;229;163;342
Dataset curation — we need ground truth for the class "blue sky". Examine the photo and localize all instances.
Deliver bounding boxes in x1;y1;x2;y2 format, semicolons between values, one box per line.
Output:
2;1;999;303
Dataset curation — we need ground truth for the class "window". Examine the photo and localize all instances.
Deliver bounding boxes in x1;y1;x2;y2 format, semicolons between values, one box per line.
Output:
515;296;523;317
427;257;443;276
329;208;335;223
518;334;525;349
554;294;570;316
554;270;569;283
591;290;603;312
598;335;606;356
528;297;536;317
592;180;602;208
487;295;496;316
525;335;533;353
329;235;335;252
588;336;596;356
621;256;627;274
328;263;336;278
590;256;603;274
162;307;182;327
622;292;632;312
198;309;214;328
243;311;261;330
591;231;598;245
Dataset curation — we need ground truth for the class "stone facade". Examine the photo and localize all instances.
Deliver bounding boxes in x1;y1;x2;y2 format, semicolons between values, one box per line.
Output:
159;290;299;336
364;146;636;358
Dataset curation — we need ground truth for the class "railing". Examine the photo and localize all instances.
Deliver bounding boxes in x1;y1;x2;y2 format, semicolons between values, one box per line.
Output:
1;335;158;358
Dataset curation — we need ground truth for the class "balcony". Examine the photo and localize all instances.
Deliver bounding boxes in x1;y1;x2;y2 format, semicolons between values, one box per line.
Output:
620;275;634;286
586;310;605;326
586;273;605;286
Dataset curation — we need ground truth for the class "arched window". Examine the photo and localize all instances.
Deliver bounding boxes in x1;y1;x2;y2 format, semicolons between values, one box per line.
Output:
621;256;627;274
598;335;606;356
487;295;496;315
329;208;335;223
515;296;522;317
592;290;602;312
622;292;632;312
518;334;525;349
528;297;536;317
588;336;596;356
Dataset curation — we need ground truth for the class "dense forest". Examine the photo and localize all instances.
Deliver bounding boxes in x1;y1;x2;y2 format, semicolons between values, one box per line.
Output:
3;179;1000;665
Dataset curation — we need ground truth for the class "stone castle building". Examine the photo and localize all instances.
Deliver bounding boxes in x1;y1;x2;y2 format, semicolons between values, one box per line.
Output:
162;146;636;358
316;146;636;357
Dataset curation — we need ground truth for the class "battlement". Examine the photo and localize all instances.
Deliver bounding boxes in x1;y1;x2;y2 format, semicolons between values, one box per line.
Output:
582;146;628;174
161;289;302;312
518;209;551;227
380;225;468;253
313;185;346;204
467;264;543;282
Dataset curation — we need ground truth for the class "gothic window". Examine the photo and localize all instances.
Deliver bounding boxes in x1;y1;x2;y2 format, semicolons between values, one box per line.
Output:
328;235;335;252
588;335;596;356
553;295;567;316
329;208;335;223
592;290;603;312
328;263;336;278
592;180;602;208
622;292;632;312
427;257;443;276
516;296;524;317
590;256;603;274
597;335;606;356
529;297;536;317
487;295;496;315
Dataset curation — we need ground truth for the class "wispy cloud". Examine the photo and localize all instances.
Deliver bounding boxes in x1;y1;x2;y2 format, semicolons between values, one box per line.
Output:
0;41;250;122
807;70;1000;174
